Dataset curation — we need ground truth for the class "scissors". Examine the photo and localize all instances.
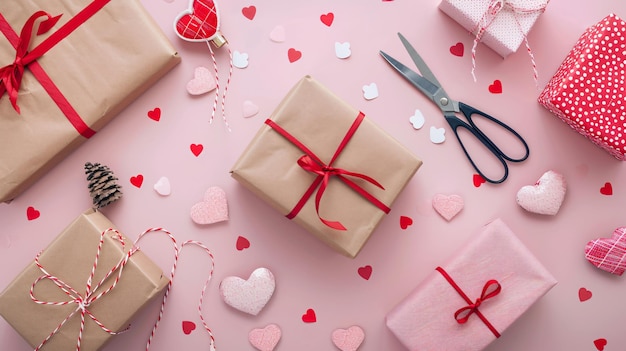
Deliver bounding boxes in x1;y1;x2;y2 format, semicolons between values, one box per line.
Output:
380;33;529;184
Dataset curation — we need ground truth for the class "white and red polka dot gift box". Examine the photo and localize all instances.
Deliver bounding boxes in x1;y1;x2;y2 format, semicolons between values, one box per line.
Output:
539;14;626;160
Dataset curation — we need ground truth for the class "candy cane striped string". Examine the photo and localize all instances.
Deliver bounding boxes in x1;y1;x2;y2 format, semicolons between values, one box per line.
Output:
206;41;233;132
470;0;547;86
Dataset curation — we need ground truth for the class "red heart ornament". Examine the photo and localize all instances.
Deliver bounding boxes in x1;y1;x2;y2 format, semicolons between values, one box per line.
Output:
190;143;204;157
600;182;613;195
26;206;40;221
174;0;221;42
400;216;413;229
288;48;302;63
242;6;256;20
147;107;161;121
182;320;196;334
585;227;626;275
473;174;486;187
449;42;464;57
578;287;592;302
320;12;334;26
594;338;607;351
236;236;250;251
358;265;372;280
301;308;316;323
488;79;502;94
130;174;144;188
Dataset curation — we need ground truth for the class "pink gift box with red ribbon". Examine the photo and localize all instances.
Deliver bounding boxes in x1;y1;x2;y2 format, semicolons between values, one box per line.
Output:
386;219;557;351
538;14;626;160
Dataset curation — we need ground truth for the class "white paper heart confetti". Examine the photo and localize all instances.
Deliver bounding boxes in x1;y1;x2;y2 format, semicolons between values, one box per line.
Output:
269;25;286;43
335;42;351;59
220;267;276;315
153;176;171;196
409;109;425;129
233;51;249;69
186;66;216;95
362;83;378;100
190;186;229;224
243;100;260;118
430;126;446;144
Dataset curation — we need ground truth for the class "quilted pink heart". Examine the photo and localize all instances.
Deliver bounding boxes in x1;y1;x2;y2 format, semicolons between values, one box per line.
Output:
249;324;281;351
585;227;626;276
186;66;216;95
432;194;464;221
332;325;365;351
219;267;275;315
190;186;228;225
516;170;566;215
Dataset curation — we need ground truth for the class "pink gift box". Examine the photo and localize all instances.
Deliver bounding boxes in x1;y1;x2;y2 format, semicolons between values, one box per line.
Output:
438;0;548;58
538;14;626;160
386;219;557;351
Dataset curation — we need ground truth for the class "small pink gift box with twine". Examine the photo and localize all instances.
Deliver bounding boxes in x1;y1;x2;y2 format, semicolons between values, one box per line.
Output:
386;219;557;351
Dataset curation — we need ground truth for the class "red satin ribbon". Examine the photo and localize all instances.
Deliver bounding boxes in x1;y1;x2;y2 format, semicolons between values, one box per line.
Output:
265;112;390;231
435;266;502;338
0;0;111;138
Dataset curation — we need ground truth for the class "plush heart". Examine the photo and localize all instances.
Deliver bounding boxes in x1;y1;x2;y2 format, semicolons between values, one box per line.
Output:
187;66;216;95
432;194;464;221
249;324;281;351
332;325;365;351
219;267;275;315
585;227;626;276
174;0;220;42
516;170;566;215
190;186;228;224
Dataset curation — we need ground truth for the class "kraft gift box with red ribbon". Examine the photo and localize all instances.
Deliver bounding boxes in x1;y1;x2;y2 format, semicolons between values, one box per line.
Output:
386;219;557;351
231;76;422;258
0;0;180;203
0;209;170;351
538;14;626;161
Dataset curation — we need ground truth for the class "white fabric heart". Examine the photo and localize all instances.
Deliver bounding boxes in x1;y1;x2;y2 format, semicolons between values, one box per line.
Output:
516;170;566;215
219;267;275;315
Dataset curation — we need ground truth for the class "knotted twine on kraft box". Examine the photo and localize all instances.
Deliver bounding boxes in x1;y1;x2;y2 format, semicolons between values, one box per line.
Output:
231;76;422;258
0;0;180;203
386;219;557;351
0;209;170;351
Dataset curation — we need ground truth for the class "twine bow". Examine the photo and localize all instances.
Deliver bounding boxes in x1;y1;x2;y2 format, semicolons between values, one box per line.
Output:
470;0;547;85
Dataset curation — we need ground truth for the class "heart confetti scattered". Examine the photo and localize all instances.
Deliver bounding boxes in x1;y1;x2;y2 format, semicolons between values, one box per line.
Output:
335;42;351;59
332;325;365;351
516;170;566;215
269;25;285;42
320;12;334;26
288;48;302;63
130;174;144;188
243;100;260;118
236;236;251;251
26;206;40;221
302;308;317;323
585;227;626;275
594;338;607;351
190;186;229;225
357;265;372;280
153;176;171;196
449;42;464;57
600;182;613;195
242;5;256;20
432;194;464;221
220;267;275;315
362;83;378;100
409;109;425;129
488;79;502;94
249;324;281;351
578;287;592;302
187;66;216;95
400;216;413;229
429;126;446;144
472;174;485;187
182;320;196;335
233;51;249;69
190;143;204;157
147;107;161;121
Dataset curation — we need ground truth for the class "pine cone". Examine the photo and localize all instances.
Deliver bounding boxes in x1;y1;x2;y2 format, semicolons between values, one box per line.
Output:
84;162;123;209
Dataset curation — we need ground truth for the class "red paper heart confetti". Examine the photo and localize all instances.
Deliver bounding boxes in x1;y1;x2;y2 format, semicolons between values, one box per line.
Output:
578;287;592;302
182;320;196;335
236;236;250;251
26;206;40;221
488;79;502;94
600;182;613;195
130;174;144;188
585;227;626;275
242;5;256;20
147;107;161;121
320;12;334;26
449;42;464;57
400;216;413;230
358;265;372;280
301;308;316;323
288;48;302;63
190;143;204;157
174;0;220;41
473;174;486;187
594;338;607;351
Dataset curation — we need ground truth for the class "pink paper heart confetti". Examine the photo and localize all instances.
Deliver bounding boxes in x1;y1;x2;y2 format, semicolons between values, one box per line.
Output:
585;227;626;275
190;186;229;225
243;100;259;118
432;194;464;221
153;176;171;196
516;170;566;215
249;324;281;351
187;66;216;95
269;25;285;42
332;325;365;351
219;267;275;315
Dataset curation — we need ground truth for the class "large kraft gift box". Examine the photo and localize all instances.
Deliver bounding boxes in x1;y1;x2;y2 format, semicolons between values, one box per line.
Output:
386;219;557;351
538;14;626;160
231;76;422;258
0;0;181;202
0;209;170;350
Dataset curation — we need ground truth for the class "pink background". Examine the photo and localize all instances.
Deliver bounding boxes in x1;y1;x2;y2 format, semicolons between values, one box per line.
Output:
1;0;626;350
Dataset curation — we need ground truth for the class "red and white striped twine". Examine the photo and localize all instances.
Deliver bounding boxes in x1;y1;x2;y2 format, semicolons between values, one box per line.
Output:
470;0;546;86
207;41;233;132
29;227;216;351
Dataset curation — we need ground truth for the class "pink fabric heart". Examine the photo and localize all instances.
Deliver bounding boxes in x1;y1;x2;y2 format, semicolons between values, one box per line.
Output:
190;186;228;224
516;170;566;215
332;325;365;351
187;66;216;95
219;267;275;315
585;227;626;276
432;194;464;221
249;324;281;351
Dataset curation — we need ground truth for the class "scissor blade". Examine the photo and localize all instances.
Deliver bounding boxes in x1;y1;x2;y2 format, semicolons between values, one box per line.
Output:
397;32;443;89
379;50;440;100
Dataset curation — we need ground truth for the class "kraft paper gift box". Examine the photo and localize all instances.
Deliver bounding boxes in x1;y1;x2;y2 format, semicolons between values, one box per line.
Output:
0;209;170;351
438;0;548;58
231;76;422;258
386;219;557;351
0;0;181;202
538;14;626;160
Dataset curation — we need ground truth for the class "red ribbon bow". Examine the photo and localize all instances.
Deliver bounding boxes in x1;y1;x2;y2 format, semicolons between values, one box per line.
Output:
436;266;502;338
265;112;390;230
